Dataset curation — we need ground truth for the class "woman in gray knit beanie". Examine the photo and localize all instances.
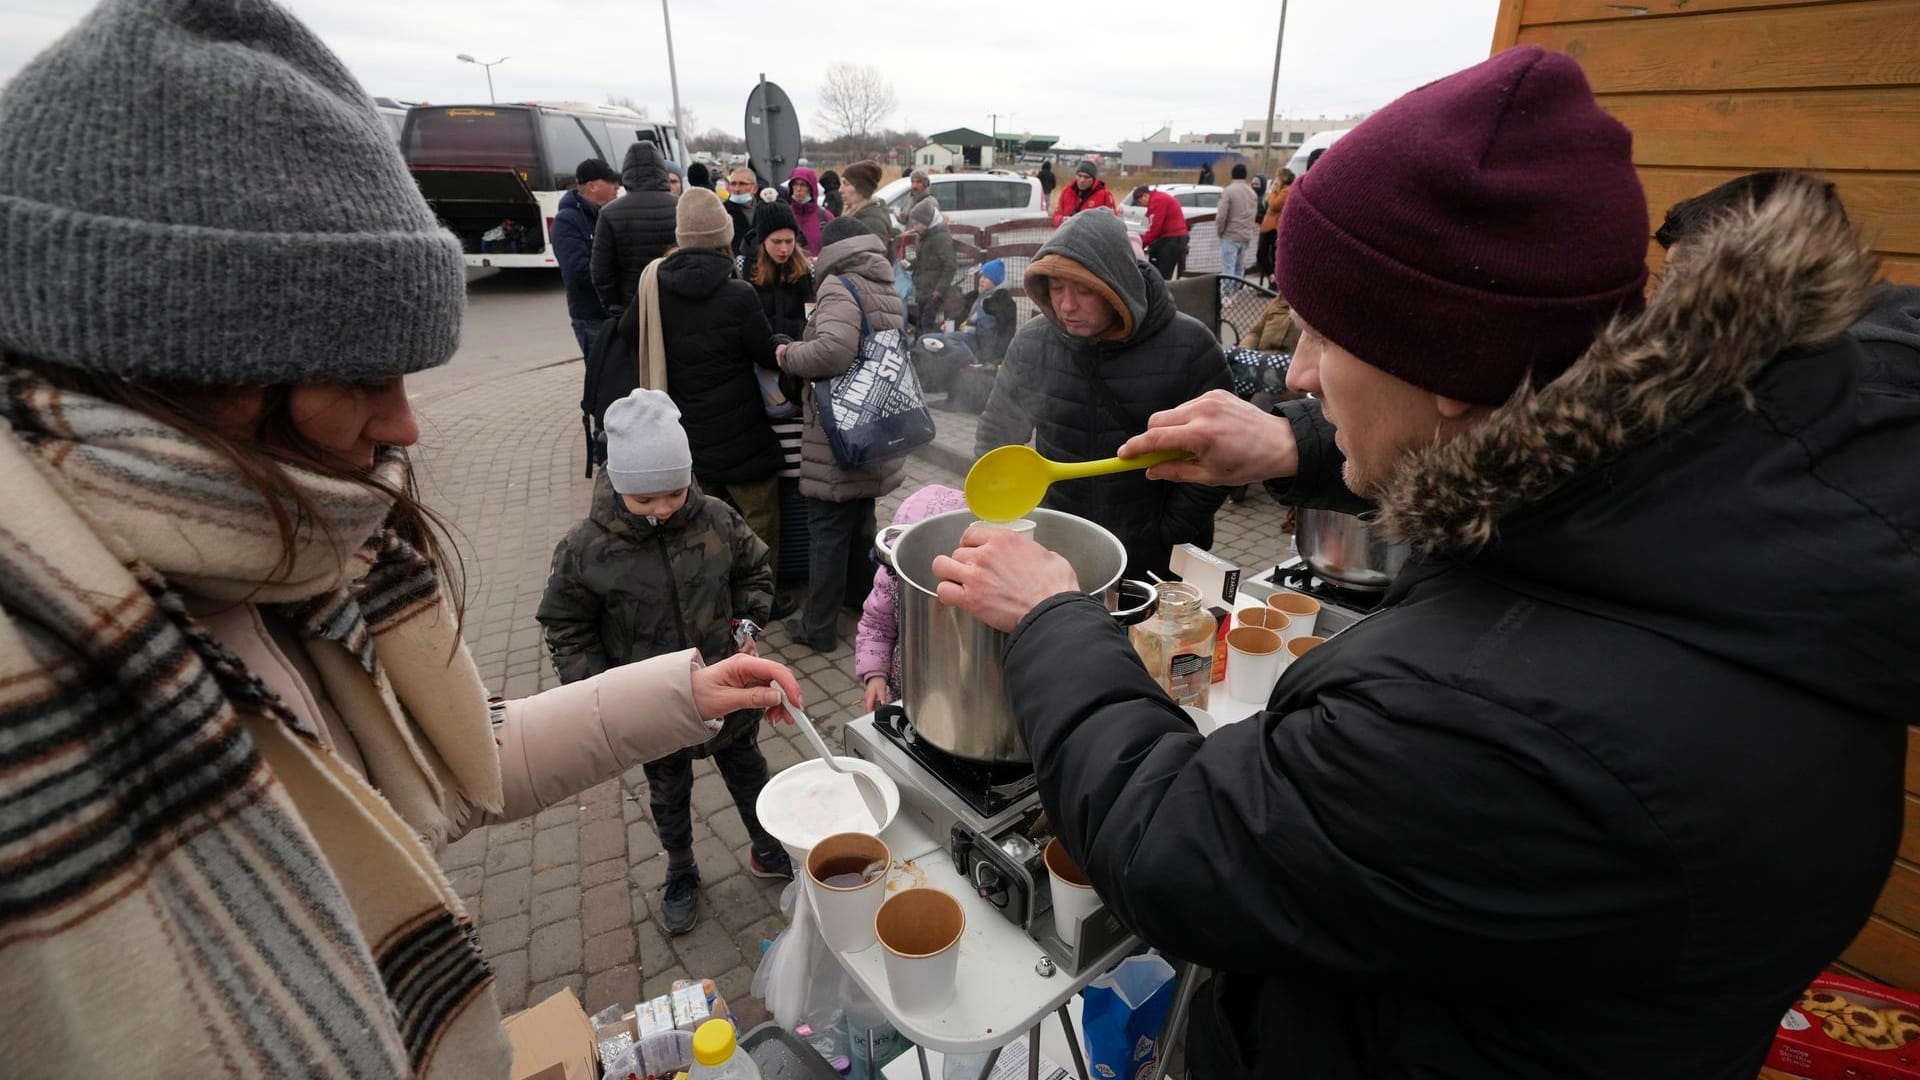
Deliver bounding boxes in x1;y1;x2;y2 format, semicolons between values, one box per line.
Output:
0;2;803;1077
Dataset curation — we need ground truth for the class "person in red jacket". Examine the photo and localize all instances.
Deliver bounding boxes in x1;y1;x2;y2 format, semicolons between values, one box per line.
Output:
1052;158;1118;225
1131;184;1190;280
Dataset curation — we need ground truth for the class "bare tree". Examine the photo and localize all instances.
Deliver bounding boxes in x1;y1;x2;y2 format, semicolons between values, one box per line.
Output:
816;63;897;158
605;94;649;119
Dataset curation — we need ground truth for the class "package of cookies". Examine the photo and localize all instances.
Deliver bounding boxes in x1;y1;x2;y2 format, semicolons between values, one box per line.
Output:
1769;972;1920;1079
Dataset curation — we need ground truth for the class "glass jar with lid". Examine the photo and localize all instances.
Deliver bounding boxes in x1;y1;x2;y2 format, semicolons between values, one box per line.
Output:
1128;581;1216;709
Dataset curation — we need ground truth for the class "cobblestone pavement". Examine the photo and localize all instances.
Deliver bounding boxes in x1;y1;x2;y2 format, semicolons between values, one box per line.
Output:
417;361;1290;1025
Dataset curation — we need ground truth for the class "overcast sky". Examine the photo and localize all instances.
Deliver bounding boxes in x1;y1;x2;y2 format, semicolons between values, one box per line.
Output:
4;0;1500;148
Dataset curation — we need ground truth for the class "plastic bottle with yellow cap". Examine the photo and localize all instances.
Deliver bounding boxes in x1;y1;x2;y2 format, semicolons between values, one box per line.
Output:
688;1019;761;1079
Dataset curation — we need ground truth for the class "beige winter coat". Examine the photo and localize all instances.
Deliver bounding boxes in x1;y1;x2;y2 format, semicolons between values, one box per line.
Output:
780;232;908;503
1214;180;1260;246
195;601;716;835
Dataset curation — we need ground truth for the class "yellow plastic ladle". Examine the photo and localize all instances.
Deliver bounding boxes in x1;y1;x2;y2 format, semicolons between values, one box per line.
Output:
964;444;1191;522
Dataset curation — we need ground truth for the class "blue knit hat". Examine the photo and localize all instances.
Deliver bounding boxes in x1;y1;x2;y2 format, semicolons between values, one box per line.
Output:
979;260;1007;286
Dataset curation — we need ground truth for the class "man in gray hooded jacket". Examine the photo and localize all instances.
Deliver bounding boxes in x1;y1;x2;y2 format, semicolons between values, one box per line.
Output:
974;211;1231;578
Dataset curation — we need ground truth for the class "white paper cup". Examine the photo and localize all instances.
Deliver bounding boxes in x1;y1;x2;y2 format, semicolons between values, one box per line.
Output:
1225;625;1285;704
876;887;965;1015
1265;591;1322;642
805;832;891;953
1043;838;1102;953
1236;606;1283;633
1287;635;1326;661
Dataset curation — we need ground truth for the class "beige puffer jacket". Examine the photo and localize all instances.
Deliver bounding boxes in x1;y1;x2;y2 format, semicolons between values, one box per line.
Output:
780;232;908;503
194;601;716;838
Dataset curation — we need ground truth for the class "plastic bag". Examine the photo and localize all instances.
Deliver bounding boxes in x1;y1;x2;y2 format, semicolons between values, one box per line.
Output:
1082;952;1176;1080
893;259;915;302
753;883;908;1079
754;882;862;1032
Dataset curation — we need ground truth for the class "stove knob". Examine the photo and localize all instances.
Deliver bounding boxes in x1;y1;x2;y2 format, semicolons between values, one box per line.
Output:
971;862;1009;908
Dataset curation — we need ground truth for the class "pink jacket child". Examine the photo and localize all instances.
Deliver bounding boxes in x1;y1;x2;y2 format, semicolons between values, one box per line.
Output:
858;484;967;712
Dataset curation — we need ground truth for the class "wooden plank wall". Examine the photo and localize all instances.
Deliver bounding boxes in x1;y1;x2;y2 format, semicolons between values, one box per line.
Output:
1492;0;1920;992
1491;0;1920;288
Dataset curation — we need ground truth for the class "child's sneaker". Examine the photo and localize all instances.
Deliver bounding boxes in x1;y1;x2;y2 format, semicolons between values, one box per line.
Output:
661;866;701;935
748;846;794;881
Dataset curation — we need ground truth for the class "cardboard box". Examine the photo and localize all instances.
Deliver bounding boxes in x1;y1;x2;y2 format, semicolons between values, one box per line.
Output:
1170;545;1240;610
504;988;599;1080
1767;972;1920;1079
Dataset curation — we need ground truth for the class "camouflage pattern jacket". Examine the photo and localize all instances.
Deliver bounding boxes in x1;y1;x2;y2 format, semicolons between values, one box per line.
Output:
538;477;774;752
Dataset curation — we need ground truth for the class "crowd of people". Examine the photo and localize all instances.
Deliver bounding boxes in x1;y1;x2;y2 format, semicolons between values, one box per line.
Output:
4;2;1918;1079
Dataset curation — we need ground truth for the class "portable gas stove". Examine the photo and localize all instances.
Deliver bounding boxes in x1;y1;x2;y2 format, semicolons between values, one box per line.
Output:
844;705;1130;970
1239;557;1385;634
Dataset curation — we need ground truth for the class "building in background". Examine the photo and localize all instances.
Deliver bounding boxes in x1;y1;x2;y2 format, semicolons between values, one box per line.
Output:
1119;127;1247;173
1233;115;1369;158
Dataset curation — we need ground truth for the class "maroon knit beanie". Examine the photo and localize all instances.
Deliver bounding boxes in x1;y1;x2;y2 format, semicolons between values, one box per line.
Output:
1275;46;1648;406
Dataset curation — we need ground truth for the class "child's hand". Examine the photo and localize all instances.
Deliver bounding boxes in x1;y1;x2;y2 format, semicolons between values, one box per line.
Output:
737;637;759;658
863;676;890;714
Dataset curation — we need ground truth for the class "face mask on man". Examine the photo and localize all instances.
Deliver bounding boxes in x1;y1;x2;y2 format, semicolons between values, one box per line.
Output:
729;193;752;205
793;193;812;205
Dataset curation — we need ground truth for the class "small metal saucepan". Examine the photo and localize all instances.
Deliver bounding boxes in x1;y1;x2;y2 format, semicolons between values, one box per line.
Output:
1294;508;1412;592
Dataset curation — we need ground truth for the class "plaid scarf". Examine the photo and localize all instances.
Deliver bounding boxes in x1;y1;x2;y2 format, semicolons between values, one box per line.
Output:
0;369;511;1078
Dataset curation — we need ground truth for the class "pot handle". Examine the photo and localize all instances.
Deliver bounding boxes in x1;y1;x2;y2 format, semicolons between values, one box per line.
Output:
874;525;909;571
1109;579;1159;628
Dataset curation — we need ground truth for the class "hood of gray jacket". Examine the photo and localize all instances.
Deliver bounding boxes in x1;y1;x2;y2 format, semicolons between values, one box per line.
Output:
815;232;891;286
1029;208;1173;346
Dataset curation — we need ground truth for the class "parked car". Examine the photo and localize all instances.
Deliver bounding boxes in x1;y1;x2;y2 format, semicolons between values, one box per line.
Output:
878;172;1048;230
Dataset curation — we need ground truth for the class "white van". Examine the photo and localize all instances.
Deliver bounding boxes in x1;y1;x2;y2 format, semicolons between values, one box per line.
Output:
1285;129;1352;177
877;172;1048;230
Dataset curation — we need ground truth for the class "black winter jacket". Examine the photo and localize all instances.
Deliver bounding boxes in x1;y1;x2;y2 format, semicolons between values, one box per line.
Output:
656;248;783;484
1000;181;1920;1079
753;270;815;341
975;211;1229;578
591;143;678;316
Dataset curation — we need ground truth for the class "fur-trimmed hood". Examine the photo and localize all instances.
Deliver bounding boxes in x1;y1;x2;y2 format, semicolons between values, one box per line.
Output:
1370;172;1920;721
1377;172;1879;553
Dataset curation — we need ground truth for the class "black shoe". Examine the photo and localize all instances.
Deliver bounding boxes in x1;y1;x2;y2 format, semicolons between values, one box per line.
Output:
782;619;836;652
661;866;700;935
749;846;794;881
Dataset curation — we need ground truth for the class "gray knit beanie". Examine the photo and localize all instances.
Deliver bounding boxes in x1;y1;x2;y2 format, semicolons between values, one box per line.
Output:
909;197;941;228
604;389;692;495
0;0;465;385
1076;158;1100;180
676;189;734;251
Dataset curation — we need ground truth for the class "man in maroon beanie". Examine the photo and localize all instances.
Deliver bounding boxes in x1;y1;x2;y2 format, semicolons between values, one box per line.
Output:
933;45;1919;1077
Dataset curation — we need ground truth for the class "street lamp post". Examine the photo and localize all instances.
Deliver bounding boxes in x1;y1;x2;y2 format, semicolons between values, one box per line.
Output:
660;0;685;137
1259;1;1289;177
455;53;508;104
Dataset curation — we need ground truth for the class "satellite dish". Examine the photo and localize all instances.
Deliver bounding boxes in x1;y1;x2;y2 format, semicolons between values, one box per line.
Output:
744;77;801;187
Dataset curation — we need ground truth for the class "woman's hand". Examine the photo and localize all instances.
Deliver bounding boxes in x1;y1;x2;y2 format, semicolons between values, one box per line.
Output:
1117;389;1299;487
864;676;890;714
775;343;790;366
931;528;1081;633
691;654;802;721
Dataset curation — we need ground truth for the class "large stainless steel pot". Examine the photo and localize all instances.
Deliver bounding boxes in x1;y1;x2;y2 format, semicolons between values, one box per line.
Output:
878;509;1158;764
1295;508;1412;592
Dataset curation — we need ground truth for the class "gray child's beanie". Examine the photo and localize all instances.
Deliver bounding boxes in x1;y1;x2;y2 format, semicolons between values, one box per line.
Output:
0;0;466;384
604;390;693;496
